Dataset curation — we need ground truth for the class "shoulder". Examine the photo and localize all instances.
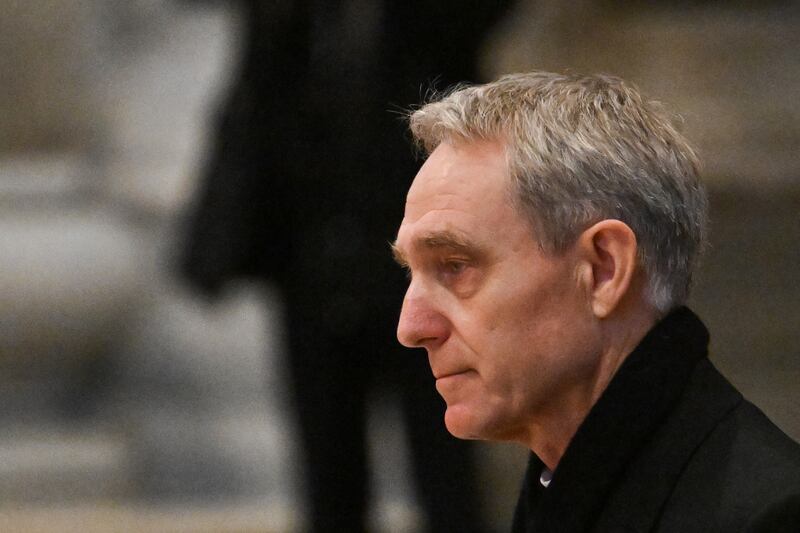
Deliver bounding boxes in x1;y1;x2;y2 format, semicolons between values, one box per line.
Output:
613;356;800;531
660;397;800;531
689;392;800;489
744;493;800;533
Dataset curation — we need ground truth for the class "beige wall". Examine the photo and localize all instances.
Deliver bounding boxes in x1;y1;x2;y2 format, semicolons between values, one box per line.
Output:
0;1;104;153
485;1;800;186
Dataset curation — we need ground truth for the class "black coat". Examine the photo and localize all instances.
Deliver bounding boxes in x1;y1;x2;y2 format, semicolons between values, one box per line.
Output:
512;307;800;532
178;4;515;529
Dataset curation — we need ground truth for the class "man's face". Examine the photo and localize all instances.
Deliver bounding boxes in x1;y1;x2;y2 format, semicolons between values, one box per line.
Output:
394;140;600;444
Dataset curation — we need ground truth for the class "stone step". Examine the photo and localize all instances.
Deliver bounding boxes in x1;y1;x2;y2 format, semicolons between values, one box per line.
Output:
0;426;128;502
0;499;426;533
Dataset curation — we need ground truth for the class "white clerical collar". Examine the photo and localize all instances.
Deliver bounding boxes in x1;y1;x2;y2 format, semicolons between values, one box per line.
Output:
540;467;553;488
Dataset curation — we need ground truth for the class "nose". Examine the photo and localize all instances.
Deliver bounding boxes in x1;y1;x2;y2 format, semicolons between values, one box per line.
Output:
397;284;449;349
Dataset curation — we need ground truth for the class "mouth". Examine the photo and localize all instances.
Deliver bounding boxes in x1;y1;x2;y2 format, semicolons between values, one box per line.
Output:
434;369;472;380
434;370;474;398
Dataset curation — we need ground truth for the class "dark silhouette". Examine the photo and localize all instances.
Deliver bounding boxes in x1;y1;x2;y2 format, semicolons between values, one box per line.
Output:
181;1;513;530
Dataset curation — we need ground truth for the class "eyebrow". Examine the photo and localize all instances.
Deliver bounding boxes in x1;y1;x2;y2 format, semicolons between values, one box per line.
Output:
391;241;408;267
391;230;479;267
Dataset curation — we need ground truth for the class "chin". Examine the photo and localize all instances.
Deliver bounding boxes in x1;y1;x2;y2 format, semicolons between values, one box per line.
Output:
445;403;521;443
444;404;493;441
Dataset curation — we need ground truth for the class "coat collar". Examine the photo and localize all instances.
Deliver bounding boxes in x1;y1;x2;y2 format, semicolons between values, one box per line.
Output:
512;307;741;532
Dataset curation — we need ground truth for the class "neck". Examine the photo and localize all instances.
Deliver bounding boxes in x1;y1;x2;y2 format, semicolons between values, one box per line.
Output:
524;301;658;471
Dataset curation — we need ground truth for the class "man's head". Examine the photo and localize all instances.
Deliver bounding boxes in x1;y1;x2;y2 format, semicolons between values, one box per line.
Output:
409;71;707;312
392;71;708;452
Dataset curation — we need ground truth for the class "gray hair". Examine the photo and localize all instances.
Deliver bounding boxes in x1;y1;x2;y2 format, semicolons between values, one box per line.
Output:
409;71;708;313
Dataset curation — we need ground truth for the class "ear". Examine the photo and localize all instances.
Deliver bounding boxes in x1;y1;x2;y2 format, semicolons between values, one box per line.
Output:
576;220;639;319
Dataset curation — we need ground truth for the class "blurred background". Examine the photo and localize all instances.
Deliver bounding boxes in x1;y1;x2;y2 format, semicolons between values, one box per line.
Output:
0;0;797;531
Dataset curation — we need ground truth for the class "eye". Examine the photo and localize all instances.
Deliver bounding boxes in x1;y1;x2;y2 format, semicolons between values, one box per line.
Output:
444;261;467;275
437;259;479;296
440;259;471;280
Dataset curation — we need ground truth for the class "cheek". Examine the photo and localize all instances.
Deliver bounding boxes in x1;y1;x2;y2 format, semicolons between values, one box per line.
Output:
453;265;587;378
478;293;589;389
471;329;534;401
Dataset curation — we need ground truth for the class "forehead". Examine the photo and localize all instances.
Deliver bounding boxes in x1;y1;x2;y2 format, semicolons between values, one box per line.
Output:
397;139;529;255
405;140;510;213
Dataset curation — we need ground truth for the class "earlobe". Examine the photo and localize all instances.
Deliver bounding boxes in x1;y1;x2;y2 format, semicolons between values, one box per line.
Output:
578;220;638;319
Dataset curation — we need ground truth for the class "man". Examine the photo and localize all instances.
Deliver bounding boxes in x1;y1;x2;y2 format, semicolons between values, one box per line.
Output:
392;72;800;532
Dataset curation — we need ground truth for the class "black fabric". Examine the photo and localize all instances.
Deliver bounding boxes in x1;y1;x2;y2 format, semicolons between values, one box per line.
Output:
511;307;800;532
179;1;515;531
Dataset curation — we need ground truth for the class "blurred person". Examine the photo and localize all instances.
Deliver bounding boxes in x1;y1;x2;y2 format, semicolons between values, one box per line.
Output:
181;1;514;531
393;71;800;532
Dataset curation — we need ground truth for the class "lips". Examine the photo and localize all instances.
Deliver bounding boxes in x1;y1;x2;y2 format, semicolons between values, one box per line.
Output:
434;370;473;399
429;352;473;380
433;369;472;380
